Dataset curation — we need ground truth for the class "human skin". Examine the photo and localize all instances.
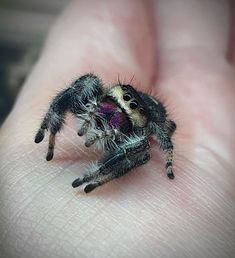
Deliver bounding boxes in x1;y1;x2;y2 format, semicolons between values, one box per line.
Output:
0;0;235;257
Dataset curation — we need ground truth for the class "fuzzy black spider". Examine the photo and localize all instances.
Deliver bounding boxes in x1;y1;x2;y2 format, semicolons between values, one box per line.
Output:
35;73;176;193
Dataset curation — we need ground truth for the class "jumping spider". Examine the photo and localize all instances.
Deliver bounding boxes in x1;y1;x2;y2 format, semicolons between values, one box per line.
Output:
35;74;176;193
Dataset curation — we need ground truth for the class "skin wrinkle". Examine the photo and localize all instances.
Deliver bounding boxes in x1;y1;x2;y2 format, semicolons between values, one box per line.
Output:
23;200;86;256
0;169;65;241
81;209;148;257
148;149;234;252
57;129;88;158
18;183;113;254
1;160;42;195
9;197;69;256
1;147;83;222
52;206;109;257
20;195;76;250
71;210;114;250
0;137;33;188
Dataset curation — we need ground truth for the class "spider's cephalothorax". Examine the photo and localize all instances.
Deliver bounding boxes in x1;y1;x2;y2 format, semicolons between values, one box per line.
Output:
35;74;176;193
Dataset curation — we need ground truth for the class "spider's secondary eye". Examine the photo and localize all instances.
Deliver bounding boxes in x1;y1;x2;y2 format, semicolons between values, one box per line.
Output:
139;107;145;114
130;101;138;109
123;93;132;101
122;86;128;91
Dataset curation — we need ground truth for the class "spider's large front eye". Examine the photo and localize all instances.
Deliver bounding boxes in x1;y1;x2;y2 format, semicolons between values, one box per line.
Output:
130;100;138;109
123;93;132;101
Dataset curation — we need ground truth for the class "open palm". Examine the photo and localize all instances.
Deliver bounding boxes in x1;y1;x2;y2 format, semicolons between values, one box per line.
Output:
0;1;235;258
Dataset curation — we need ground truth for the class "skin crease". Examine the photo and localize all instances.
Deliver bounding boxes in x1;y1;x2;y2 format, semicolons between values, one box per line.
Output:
0;0;235;257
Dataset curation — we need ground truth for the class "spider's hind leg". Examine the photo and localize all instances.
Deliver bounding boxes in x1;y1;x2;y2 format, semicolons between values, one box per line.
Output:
34;73;104;160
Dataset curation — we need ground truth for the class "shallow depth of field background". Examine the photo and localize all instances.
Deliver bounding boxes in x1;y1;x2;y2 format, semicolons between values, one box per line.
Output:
0;0;70;125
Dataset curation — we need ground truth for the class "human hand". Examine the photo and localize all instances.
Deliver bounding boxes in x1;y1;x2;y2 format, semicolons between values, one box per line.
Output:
0;0;235;257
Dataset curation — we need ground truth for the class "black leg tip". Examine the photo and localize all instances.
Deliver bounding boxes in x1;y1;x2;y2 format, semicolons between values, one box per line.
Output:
77;127;85;137
167;172;175;180
46;151;54;161
72;178;84;188
85;141;92;148
35;129;45;143
84;184;97;193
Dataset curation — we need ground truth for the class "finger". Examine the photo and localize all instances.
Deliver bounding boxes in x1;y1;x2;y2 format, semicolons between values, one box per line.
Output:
153;0;234;136
155;0;230;56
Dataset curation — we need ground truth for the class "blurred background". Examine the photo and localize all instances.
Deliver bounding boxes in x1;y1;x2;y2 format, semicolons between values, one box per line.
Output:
0;0;69;125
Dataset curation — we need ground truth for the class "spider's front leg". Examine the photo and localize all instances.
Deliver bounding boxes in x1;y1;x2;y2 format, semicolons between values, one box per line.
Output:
34;73;103;160
72;136;150;193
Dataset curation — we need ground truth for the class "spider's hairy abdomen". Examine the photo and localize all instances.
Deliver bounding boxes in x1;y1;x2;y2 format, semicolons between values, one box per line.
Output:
35;73;176;192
